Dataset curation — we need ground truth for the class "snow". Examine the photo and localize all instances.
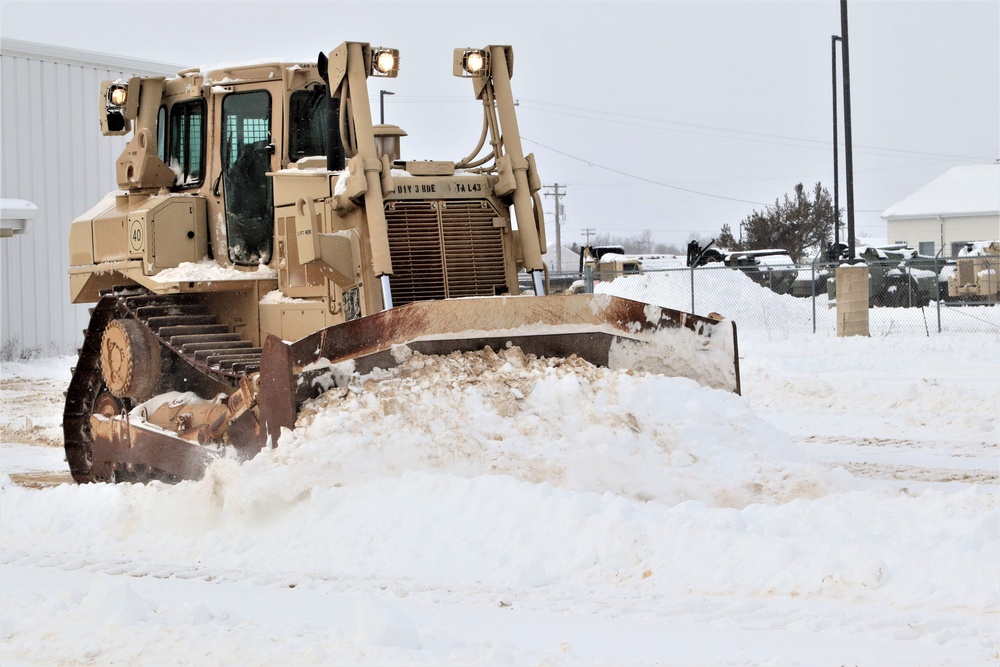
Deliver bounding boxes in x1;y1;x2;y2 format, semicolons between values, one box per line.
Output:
594;265;1000;336
1;282;998;665
259;289;311;304
881;164;1000;219
959;241;1000;257
753;253;795;267
633;254;687;270
151;258;277;282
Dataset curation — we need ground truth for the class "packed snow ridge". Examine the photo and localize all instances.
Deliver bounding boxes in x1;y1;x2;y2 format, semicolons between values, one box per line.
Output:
282;346;848;508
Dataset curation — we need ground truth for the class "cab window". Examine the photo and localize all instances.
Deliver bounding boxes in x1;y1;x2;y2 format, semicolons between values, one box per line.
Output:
289;85;328;161
157;106;167;163
168;100;206;187
221;91;273;265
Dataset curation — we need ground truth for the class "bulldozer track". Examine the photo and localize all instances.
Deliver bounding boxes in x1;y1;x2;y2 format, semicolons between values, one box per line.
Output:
62;286;262;482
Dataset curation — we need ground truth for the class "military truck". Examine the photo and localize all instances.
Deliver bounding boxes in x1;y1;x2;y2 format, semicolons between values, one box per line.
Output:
579;244;642;283
825;245;944;307
947;241;999;302
686;240;797;295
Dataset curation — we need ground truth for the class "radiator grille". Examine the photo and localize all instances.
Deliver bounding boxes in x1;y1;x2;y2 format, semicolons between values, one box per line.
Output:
386;200;508;306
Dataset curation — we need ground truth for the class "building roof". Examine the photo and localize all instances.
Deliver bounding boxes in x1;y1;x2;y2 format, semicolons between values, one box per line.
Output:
0;38;179;76
881;164;1000;220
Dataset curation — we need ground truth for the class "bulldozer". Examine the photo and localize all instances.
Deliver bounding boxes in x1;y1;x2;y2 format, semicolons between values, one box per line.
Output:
64;42;741;484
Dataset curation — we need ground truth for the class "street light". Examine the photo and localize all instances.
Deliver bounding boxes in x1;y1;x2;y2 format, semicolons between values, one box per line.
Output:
839;0;857;261
379;89;395;124
832;34;842;259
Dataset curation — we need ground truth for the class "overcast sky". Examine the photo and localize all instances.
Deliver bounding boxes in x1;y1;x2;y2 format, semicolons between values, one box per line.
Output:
2;1;997;248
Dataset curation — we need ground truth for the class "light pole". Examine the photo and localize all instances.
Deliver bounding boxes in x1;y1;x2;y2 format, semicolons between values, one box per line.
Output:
832;34;842;259
379;90;394;125
840;0;857;260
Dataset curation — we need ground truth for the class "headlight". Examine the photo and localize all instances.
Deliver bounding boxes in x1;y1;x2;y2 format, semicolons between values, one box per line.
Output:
464;50;486;74
458;48;489;77
370;47;399;77
107;83;128;108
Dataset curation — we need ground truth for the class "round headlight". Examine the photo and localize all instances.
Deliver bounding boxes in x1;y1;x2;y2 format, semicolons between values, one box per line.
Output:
374;50;396;75
464;51;485;75
109;86;128;107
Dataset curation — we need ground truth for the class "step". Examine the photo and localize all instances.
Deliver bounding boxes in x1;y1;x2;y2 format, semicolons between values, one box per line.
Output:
182;340;253;355
168;333;242;346
231;362;260;374
205;351;263;368
217;356;264;370
145;315;219;331
124;294;197;309
135;304;211;319
196;347;262;361
157;324;230;338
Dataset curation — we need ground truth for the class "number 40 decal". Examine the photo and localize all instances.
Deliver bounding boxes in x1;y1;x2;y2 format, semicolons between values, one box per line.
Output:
129;219;143;251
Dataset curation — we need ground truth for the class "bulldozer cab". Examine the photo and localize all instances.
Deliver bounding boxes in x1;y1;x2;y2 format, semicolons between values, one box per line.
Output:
97;62;336;269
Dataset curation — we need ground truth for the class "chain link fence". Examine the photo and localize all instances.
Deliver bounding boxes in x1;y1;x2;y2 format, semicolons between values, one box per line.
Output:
543;255;1000;337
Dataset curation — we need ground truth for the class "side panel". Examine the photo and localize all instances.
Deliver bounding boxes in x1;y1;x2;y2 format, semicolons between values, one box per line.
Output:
148;199;208;269
259;302;331;342
275;209;326;298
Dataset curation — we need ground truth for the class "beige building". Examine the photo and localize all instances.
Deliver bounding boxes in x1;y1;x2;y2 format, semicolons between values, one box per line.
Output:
881;165;1000;257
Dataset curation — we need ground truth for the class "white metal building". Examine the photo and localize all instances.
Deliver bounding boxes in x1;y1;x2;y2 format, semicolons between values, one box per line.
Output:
1;39;177;357
881;165;1000;257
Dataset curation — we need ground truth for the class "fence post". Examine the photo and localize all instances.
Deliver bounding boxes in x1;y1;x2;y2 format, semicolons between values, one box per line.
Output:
810;255;820;334
584;265;594;294
935;248;943;333
690;266;696;314
905;264;913;308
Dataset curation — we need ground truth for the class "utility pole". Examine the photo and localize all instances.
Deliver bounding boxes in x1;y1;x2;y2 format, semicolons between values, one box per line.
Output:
831;34;842;258
840;0;857;260
543;184;566;271
582;228;596;244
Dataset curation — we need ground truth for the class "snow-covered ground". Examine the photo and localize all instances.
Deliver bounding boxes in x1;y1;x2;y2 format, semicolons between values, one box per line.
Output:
1;275;998;666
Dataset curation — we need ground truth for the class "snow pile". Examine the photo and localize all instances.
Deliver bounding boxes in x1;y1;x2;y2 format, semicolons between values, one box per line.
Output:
152;258;276;282
597;267;828;330
597;265;1000;334
957;240;1000;257
279;347;843;507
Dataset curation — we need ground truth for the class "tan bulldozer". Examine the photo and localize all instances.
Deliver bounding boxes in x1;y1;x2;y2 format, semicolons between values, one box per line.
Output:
64;42;740;483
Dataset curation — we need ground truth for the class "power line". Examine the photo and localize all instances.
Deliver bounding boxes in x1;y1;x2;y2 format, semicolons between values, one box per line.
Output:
523;137;768;206
516;98;990;162
378;93;991;163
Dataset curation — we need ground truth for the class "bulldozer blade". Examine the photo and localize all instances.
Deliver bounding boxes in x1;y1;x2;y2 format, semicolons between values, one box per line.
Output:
258;293;740;435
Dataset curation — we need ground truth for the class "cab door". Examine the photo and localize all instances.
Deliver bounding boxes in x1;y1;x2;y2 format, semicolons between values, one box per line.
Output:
220;87;279;265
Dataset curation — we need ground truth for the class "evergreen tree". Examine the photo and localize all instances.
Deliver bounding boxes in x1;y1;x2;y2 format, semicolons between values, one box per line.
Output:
717;224;740;251
728;182;839;262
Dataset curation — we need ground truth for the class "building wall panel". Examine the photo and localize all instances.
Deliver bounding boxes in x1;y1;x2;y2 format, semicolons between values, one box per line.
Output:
1;41;176;357
887;215;1000;258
